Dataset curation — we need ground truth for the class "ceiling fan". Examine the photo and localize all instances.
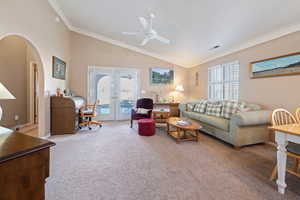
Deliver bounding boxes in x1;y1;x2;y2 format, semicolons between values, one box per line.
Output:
122;13;170;46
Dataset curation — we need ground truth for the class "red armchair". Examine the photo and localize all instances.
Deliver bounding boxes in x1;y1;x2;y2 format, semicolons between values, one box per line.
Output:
131;98;154;128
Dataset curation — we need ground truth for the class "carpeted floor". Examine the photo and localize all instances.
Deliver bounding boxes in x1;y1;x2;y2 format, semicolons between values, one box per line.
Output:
46;121;300;200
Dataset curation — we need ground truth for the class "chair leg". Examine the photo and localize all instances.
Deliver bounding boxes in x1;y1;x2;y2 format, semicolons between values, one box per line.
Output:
293;158;299;172
130;120;133;128
270;165;277;181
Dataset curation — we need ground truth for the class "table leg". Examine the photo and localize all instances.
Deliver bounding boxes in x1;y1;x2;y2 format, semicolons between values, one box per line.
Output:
176;128;180;144
167;123;169;135
275;131;288;194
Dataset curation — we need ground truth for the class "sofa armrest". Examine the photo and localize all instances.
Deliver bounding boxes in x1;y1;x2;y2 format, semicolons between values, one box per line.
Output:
179;103;188;112
231;110;272;126
179;101;199;112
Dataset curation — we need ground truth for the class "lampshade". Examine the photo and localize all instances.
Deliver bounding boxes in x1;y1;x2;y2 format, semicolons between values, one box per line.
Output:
175;85;184;92
0;82;15;99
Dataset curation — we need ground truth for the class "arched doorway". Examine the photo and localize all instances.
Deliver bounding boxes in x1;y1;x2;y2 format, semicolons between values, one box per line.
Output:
0;34;45;137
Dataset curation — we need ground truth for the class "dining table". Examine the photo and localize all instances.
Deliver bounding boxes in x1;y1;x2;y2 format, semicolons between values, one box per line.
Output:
269;124;300;194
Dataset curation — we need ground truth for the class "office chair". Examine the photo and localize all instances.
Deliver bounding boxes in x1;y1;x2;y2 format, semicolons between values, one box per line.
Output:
79;101;102;130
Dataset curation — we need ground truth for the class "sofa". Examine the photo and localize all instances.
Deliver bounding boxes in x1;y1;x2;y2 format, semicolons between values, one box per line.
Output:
179;100;272;149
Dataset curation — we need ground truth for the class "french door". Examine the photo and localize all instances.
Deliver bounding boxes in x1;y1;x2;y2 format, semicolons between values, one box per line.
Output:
88;66;139;121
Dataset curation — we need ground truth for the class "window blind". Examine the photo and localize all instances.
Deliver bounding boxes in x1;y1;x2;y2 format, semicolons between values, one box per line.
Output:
208;61;239;101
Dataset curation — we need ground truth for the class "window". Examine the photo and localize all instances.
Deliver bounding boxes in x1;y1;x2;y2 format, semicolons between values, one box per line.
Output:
208;61;239;101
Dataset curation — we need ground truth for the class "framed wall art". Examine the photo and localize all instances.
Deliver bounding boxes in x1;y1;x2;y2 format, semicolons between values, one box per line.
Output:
250;52;300;79
150;68;174;85
52;56;66;80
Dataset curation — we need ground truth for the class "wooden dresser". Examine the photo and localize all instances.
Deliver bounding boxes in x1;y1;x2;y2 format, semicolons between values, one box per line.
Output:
0;132;55;200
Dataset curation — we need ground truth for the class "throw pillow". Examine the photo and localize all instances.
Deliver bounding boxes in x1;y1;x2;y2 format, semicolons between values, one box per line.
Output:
221;100;246;119
186;104;195;112
193;99;208;113
205;102;223;117
136;108;150;114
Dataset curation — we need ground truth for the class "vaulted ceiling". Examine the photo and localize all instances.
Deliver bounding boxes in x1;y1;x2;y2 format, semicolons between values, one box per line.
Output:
49;0;300;67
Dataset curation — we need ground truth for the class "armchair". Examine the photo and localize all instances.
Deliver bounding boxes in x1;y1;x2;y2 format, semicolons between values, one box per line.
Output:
131;98;154;128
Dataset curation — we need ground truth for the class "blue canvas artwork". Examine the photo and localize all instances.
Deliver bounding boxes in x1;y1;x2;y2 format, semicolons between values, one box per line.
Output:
251;53;300;78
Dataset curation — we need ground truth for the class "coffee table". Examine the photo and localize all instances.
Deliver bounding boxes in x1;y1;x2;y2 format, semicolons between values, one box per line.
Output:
166;117;202;143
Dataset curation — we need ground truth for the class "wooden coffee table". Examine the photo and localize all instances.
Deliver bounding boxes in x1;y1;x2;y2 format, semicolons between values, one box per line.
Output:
166;117;202;143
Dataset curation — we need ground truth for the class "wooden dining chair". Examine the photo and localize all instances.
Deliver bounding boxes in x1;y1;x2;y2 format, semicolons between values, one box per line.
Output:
270;108;300;180
296;108;300;123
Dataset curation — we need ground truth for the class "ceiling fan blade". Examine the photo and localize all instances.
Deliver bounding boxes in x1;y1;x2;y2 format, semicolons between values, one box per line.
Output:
149;13;155;30
139;17;148;30
122;32;140;35
155;35;170;44
141;38;150;46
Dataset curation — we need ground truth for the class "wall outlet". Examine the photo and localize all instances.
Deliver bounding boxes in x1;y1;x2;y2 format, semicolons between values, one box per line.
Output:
14;115;19;121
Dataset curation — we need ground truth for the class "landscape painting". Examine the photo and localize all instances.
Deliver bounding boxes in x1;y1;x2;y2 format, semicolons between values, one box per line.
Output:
150;68;174;85
250;52;300;78
52;56;66;80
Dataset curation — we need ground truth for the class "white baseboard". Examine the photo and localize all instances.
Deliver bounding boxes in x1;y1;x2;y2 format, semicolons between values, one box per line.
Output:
41;133;51;139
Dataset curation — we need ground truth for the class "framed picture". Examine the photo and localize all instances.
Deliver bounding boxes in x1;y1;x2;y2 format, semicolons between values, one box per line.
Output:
52;56;66;80
150;68;174;85
195;71;199;86
250;52;300;79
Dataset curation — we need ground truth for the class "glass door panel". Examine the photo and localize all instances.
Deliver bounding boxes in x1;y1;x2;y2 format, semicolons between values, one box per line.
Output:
116;70;138;120
88;66;139;121
88;67;115;121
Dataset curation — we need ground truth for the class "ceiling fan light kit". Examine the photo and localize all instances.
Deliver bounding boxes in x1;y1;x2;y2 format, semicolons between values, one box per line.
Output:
122;13;170;46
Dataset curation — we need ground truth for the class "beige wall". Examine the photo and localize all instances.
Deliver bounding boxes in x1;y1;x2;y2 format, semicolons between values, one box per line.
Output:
0;36;28;127
0;0;70;136
189;31;300;112
69;32;188;103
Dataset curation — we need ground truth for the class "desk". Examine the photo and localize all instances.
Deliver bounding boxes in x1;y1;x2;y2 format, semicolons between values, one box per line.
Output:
0;132;55;199
269;124;300;194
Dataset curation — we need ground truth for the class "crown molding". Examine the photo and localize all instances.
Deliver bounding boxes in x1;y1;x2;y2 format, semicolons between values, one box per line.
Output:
194;22;300;67
48;0;73;29
70;26;186;67
48;0;186;67
48;0;300;69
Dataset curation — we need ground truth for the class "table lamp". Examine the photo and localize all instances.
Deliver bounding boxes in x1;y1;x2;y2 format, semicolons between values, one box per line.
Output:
170;85;184;102
0;82;16;121
176;85;184;92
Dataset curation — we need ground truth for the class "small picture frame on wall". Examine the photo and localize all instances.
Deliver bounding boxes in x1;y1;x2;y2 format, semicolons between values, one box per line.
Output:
52;56;66;80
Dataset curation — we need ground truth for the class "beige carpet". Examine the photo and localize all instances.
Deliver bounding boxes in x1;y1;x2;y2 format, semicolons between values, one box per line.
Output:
46;121;300;200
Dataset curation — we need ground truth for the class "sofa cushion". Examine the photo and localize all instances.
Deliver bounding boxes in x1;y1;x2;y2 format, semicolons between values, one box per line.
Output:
205;102;222;117
187;104;195;112
193;99;208;113
221;100;246;119
188;112;229;131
